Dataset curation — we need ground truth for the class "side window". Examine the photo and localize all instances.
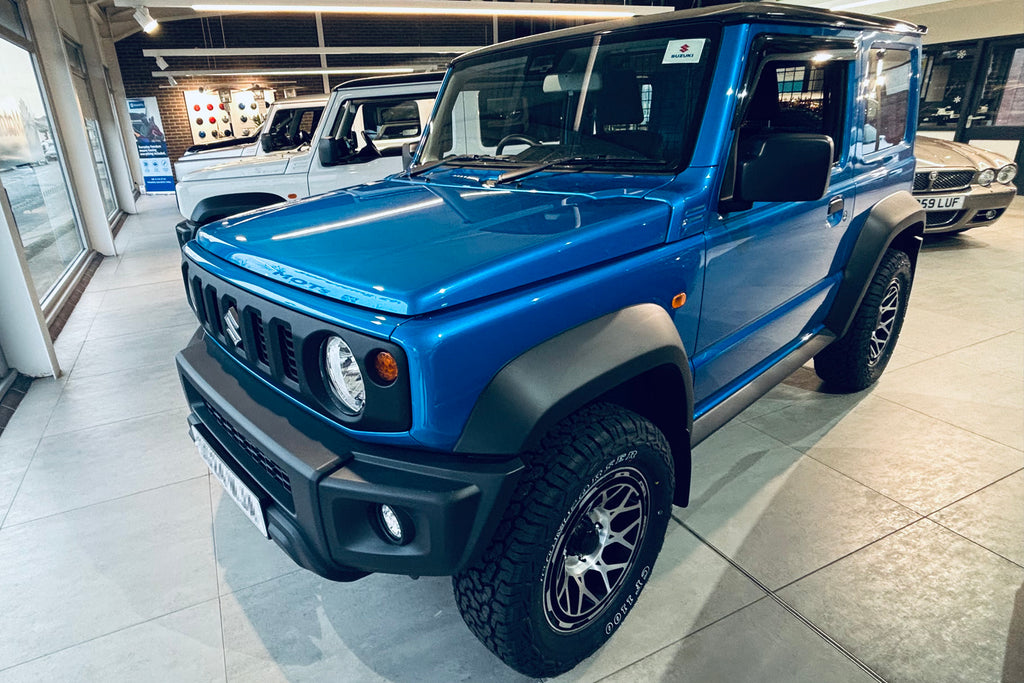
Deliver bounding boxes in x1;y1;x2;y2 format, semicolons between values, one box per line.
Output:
741;56;849;160
863;49;912;154
362;99;422;142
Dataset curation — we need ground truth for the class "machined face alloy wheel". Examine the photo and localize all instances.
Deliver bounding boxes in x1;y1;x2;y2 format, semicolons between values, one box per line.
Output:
543;467;650;633
868;279;901;366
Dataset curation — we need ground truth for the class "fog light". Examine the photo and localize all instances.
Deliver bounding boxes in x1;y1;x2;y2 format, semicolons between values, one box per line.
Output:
379;504;405;543
984;210;998;220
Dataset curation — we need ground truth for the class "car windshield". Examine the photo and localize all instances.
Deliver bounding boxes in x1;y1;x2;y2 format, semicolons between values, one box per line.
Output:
419;24;719;173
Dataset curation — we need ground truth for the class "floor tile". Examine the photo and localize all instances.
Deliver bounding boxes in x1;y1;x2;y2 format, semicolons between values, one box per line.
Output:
0;377;66;442
0;478;218;669
69;324;197;380
679;421;918;589
209;477;304;596
43;363;183;436
219;570;530;683
749;393;1023;514
4;409;206;526
0;438;36;524
553;523;766;683
779;519;1024;683
86;281;196;341
104;251;186;290
873;354;1024;451
931;470;1024;567
601;597;875;683
896;305;1006;356
0;600;225;683
942;330;1024;382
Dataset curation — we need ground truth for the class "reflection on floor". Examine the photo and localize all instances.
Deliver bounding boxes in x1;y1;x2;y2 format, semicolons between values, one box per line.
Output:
0;195;1020;682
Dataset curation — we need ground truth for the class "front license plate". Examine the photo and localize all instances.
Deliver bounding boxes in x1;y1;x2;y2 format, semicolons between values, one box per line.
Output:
192;429;269;538
918;194;966;210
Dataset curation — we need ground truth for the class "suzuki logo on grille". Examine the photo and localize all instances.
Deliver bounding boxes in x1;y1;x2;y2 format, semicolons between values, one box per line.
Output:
223;306;243;348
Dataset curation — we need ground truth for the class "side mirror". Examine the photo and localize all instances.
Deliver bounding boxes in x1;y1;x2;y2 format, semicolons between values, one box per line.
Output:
402;141;418;171
318;136;355;167
734;133;833;203
260;135;274;153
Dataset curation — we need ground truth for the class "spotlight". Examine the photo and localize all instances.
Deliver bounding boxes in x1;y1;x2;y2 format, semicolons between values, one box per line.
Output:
166;75;178;86
154;55;169;70
133;6;158;33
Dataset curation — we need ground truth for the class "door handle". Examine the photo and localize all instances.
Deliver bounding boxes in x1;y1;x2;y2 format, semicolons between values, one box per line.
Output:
828;195;845;216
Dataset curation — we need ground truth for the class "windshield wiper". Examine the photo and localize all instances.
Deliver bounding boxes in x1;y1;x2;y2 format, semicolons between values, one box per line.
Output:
407;154;500;177
488;156;661;186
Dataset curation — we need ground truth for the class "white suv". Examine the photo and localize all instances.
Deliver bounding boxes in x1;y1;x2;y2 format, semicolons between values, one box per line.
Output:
174;73;443;246
174;94;328;179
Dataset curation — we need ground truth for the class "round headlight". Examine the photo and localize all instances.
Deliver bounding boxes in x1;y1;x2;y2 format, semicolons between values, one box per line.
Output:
977;168;996;186
323;336;365;414
997;164;1017;185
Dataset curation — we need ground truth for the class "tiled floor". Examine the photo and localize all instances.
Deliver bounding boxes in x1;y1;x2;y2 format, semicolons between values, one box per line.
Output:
0;195;1020;682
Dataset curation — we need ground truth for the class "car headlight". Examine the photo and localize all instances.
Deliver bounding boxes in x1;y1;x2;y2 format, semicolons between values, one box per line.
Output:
323;336;365;414
997;164;1017;185
977;168;996;186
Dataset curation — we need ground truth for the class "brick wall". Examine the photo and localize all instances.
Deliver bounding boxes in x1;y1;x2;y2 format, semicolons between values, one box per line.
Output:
115;13;586;171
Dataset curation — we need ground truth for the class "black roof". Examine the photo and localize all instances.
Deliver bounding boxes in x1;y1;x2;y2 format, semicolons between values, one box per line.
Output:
332;71;445;91
453;2;925;64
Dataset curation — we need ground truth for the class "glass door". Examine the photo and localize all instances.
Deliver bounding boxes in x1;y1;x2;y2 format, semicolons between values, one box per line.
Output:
0;36;87;302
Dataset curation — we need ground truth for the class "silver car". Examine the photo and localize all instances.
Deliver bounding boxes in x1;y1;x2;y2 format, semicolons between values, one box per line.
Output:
914;135;1018;234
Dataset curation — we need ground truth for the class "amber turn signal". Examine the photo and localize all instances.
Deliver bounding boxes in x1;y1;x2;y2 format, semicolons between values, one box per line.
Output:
672;292;687;309
371;350;399;385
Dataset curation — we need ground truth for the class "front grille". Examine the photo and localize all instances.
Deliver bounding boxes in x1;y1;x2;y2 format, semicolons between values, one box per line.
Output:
925;210;961;228
189;272;300;389
181;258;413;432
914;170;974;193
280;327;299;381
204;399;294;507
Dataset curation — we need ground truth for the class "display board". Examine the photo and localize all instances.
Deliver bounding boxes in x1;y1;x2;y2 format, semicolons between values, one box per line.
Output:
183;89;275;144
126;97;173;192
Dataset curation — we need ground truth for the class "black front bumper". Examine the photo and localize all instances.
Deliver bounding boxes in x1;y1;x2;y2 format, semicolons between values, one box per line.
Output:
176;329;524;581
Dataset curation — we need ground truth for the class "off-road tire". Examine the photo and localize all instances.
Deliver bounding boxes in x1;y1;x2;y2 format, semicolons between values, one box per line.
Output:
815;248;912;391
452;403;673;678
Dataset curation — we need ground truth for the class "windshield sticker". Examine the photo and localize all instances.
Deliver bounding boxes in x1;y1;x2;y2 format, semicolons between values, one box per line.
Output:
662;39;706;65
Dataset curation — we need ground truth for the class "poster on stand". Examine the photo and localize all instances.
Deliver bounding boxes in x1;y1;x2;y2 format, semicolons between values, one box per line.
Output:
127;97;174;192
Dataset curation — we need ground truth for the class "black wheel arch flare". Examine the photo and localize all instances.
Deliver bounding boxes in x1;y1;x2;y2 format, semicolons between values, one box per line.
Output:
454;303;695;505
824;190;925;339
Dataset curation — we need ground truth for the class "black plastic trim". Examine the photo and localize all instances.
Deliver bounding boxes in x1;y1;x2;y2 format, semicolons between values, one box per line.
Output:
824;191;924;338
177;329;524;578
455;304;694;457
189;192;285;226
692;333;834;447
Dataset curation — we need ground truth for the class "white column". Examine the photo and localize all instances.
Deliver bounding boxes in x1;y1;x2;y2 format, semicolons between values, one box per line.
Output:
96;16;146;192
0;191;60;378
24;0;117;256
72;3;138;214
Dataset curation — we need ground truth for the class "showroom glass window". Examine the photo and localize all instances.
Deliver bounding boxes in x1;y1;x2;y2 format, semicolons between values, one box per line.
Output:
863;49;912;155
969;42;1024;128
918;42;979;131
0;3;87;301
65;34;117;219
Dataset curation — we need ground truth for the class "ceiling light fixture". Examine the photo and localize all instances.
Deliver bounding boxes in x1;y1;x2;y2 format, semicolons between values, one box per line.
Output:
191;2;659;19
133;6;159;33
152;66;419;78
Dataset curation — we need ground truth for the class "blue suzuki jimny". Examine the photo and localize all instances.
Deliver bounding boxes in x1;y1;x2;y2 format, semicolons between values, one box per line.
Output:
177;3;926;676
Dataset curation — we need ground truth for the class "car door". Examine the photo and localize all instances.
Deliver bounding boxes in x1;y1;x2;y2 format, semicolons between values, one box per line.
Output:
306;95;436;197
693;35;859;407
